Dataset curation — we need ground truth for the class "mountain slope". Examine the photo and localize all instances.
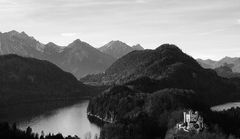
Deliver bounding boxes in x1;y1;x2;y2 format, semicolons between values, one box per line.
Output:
0;31;116;78
197;59;216;69
0;54;98;106
0;31;45;58
60;39;116;78
87;44;240;138
83;44;237;104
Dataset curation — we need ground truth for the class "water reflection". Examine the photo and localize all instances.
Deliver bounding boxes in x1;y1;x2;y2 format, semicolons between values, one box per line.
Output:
19;100;100;138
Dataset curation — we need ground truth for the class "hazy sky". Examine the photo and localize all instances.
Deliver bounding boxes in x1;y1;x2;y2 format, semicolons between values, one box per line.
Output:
0;0;240;60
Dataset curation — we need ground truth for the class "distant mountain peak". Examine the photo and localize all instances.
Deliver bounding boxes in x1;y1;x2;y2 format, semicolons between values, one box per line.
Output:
106;40;129;48
46;42;57;46
73;39;81;43
68;39;88;48
0;30;116;79
4;30;36;41
44;42;63;54
99;40;134;58
8;30;19;34
110;40;123;43
5;30;20;36
132;44;144;50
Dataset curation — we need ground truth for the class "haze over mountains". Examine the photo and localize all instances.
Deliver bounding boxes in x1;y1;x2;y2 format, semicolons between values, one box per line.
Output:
197;57;240;73
0;31;145;78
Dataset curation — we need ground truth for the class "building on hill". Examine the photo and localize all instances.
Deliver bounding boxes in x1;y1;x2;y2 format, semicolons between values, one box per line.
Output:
176;110;204;133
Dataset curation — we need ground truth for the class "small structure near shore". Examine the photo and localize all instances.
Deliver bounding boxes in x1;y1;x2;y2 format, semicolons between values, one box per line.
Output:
176;110;204;133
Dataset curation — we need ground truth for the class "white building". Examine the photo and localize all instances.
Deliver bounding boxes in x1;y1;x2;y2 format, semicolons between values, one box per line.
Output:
176;110;204;133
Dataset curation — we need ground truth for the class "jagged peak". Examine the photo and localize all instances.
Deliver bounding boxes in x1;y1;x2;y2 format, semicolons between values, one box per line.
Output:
68;39;82;46
67;39;94;49
4;30;35;40
132;44;144;50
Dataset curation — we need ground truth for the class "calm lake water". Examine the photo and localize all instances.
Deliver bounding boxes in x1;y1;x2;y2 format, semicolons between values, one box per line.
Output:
0;100;100;138
211;102;240;111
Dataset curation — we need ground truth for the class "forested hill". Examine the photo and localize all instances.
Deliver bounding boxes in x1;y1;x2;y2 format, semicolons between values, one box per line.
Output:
0;54;100;106
83;44;238;105
87;44;240;139
82;44;203;84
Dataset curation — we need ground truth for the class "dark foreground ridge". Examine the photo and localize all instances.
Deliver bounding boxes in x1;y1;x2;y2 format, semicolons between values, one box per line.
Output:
0;54;102;107
86;44;240;139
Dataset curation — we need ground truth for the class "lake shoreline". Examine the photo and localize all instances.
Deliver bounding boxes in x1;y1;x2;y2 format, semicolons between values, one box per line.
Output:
0;100;100;138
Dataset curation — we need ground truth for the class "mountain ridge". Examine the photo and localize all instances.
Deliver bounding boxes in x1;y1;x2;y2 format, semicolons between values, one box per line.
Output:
98;40;144;59
87;44;240;138
0;54;101;106
0;30;116;78
197;57;240;74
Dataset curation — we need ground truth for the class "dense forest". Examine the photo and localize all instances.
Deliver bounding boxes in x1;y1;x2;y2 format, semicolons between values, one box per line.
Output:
86;44;240;139
1;45;240;139
0;54;105;107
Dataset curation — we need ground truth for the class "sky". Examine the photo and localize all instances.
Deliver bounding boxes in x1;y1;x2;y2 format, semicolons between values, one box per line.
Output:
0;0;240;60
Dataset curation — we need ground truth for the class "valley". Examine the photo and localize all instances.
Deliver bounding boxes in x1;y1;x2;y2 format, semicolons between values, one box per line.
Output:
1;32;240;139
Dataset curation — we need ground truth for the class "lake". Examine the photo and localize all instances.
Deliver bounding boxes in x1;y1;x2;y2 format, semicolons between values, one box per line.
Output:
0;100;100;138
211;102;240;111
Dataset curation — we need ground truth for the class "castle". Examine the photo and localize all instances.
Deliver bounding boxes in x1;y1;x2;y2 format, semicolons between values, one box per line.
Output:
176;110;204;133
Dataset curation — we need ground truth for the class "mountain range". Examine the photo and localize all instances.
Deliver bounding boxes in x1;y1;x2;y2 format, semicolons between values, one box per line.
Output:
197;57;240;73
98;40;144;59
0;31;145;78
87;44;240;138
1;31;240;138
84;44;238;105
